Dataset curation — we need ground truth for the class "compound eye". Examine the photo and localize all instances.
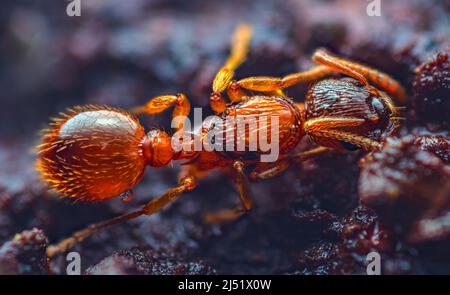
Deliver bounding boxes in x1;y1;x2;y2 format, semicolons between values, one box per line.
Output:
371;97;384;111
371;96;389;116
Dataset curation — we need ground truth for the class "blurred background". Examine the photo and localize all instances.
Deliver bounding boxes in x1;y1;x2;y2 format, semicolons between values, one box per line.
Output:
0;0;449;274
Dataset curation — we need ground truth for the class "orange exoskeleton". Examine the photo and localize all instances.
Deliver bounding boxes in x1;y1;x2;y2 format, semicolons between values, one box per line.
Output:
36;24;406;257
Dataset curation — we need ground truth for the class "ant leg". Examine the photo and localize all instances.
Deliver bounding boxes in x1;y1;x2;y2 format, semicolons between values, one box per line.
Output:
232;161;253;211
312;49;406;103
203;161;253;224
203;207;246;224
249;146;330;180
235;65;334;93
131;93;190;131
211;24;252;113
249;160;290;181
212;24;252;93
288;146;331;161
46;176;196;258
295;102;305;112
304;117;382;151
227;80;287;102
227;80;249;103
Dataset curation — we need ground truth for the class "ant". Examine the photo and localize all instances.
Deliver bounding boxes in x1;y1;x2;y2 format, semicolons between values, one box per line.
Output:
36;24;406;257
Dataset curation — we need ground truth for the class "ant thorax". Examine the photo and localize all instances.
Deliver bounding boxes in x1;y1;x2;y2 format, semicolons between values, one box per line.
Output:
171;96;304;163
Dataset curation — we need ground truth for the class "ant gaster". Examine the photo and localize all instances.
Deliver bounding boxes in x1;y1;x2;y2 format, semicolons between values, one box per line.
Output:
36;24;406;257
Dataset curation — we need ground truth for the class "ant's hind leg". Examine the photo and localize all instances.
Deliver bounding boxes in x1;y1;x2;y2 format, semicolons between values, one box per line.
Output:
131;93;190;131
203;161;253;224
46;176;196;258
312;49;406;103
210;24;252;113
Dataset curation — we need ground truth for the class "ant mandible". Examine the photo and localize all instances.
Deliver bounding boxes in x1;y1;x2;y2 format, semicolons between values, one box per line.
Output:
36;24;406;257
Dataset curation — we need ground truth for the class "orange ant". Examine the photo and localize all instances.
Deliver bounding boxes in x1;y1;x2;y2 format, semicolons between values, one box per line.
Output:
36;24;406;257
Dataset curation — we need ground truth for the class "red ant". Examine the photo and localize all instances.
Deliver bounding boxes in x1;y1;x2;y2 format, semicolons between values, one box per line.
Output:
36;24;406;257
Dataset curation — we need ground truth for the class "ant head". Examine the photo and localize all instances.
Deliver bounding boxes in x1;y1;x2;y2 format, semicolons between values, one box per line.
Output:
305;78;398;151
36;105;147;201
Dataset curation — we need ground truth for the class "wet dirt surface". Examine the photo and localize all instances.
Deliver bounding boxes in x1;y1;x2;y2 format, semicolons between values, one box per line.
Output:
0;0;449;274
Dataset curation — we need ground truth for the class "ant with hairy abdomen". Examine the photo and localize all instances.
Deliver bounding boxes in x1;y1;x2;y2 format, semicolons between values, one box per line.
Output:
36;24;406;257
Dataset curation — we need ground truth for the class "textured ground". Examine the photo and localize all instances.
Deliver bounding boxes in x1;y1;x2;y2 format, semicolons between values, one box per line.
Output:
0;0;449;274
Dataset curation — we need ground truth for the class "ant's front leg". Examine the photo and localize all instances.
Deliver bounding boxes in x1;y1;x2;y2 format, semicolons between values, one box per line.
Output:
210;24;252;114
304;117;382;151
131;93;190;131
312;49;406;103
46;175;197;258
203;161;253;224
